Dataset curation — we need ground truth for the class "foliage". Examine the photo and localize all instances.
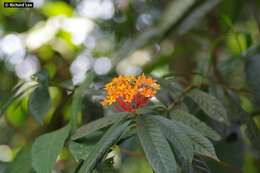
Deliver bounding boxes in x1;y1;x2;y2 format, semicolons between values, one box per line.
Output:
0;0;260;173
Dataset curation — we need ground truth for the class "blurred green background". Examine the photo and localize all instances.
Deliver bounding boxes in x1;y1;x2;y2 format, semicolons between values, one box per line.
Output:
0;0;260;173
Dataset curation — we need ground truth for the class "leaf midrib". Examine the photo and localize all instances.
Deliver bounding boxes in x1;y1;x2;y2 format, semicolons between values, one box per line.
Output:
137;118;169;173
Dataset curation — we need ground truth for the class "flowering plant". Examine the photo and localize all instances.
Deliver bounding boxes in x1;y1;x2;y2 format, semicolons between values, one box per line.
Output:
0;0;258;172
70;74;226;173
101;74;160;112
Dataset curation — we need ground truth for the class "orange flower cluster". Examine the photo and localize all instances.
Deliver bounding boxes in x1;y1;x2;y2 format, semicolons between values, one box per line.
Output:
101;74;160;112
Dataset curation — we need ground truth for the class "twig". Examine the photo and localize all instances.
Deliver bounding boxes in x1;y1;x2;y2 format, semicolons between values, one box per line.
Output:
222;85;250;94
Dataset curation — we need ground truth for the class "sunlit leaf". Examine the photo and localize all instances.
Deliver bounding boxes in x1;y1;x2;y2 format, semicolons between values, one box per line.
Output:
227;32;248;54
0;145;13;162
6;97;28;127
0;81;36;119
41;1;73;17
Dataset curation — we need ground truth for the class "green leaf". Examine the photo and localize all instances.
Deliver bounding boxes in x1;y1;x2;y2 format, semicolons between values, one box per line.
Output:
32;125;71;173
0;145;12;162
245;118;260;154
41;1;73;17
0;81;37;119
113;0;196;64
0;94;17;119
33;70;49;84
246;54;260;106
187;89;229;124
119;124;136;141
156;78;183;98
177;0;221;34
136;115;177;173
72;113;128;140
70;72;94;132
69;141;95;162
170;109;221;141
6;145;32;173
176;121;219;161
29;83;50;124
159;0;196;32
78;120;130;173
150;115;193;164
192;156;211;173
